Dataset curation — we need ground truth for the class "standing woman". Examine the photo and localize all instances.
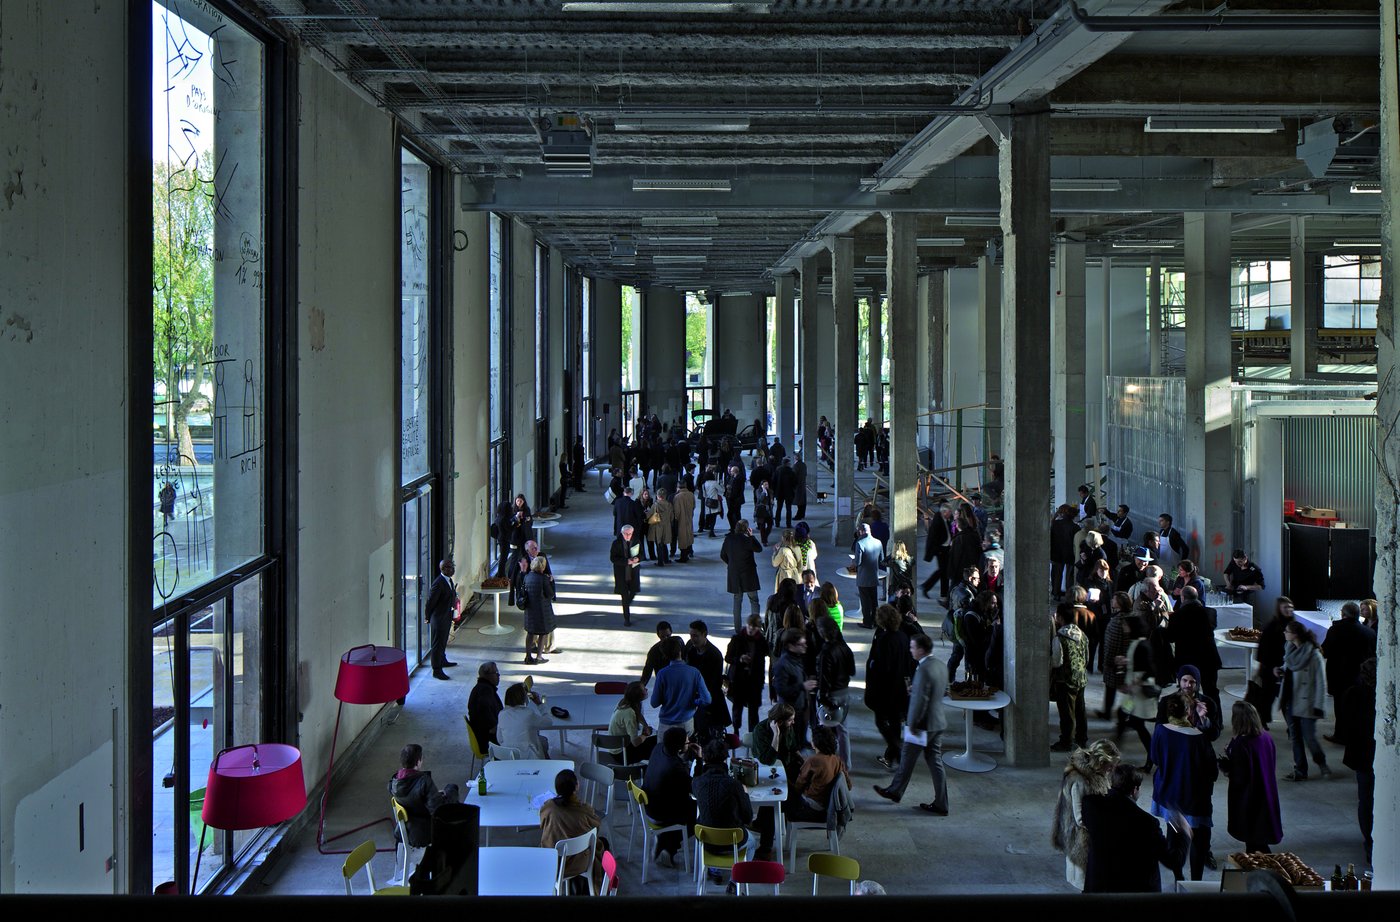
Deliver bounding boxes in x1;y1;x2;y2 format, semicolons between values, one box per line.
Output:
636;486;656;561
815;615;856;765
793;521;820;578
725;614;770;732
752;478;775;546
1052;740;1120;890
1149;693;1219;881
521;556;557;665
1251;596;1296;728
1221;701;1283;854
771;530;802;593
509;494;534;557
865;604;915;770
818;582;844;630
947;505;983;582
647;487;673;567
1280;621;1331;781
883;540;915;603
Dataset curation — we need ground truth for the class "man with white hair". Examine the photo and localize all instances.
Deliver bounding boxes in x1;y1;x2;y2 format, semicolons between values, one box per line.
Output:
611;524;642;626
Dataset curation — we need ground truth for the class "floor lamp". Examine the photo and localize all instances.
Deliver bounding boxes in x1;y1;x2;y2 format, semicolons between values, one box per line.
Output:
195;743;306;893
317;643;410;854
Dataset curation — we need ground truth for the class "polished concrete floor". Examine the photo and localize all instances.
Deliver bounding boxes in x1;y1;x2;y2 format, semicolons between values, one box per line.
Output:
257;468;1369;897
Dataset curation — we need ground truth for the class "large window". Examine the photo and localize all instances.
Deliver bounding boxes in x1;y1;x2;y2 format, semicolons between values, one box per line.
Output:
581;276;595;458
536;244;548;414
400;148;431;483
685;291;711;422
150;0;277;893
489;214;506;442
1230;260;1292;331
1323;254;1381;328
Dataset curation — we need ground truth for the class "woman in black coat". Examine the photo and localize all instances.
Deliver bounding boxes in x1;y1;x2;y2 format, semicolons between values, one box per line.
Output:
947;505;984;586
521;557;557;665
725;615;769;732
1050;503;1079;601
865;603;915;768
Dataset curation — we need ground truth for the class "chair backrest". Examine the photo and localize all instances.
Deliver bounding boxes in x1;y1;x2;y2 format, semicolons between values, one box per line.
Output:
554;827;599;891
594;681;628;695
463;717;489;759
592;731;626;757
626;777;649;808
489;742;522;761
579;761;615;811
342;839;378;894
695;824;745;847
600;850;619;895
390;798;410;843
731;860;785;886
808;852;860;894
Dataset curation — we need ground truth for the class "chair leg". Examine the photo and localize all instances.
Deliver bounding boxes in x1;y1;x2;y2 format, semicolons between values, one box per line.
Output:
640;827;650;884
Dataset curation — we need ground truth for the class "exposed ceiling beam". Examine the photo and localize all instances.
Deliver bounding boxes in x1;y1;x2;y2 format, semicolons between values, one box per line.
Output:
1050;55;1379;108
368;70;978;89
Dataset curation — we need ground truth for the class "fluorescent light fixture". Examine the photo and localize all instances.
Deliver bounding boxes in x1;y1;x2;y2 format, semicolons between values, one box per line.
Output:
1111;240;1176;249
1144;116;1284;134
725;290;755;296
1350;181;1383;194
651;254;707;264
564;1;771;12
864;256;887;264
1051;178;1122;192
615;115;750;133
633;178;731;192
641;216;720;227
1332;240;1381;248
945;215;1001;227
917;237;966;247
645;236;713;245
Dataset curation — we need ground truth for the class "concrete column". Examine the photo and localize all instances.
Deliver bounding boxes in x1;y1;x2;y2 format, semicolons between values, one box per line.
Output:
886;213;920;561
926;271;947;418
774;273;797;452
867;281;884;429
1148;256;1164;376
644;287;686;426
1290;217;1319;380
714;294;767;424
998;103;1053;768
1099;256;1112;461
1372;0;1400;884
1052;241;1087;504
1183;211;1234;573
800;256;821;466
830;235;858;541
510;220;537;494
977;254;1003;458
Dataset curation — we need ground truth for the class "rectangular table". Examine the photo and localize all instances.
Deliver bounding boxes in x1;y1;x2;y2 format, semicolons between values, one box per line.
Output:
1295;609;1337;645
470;759;575;844
478;846;558;896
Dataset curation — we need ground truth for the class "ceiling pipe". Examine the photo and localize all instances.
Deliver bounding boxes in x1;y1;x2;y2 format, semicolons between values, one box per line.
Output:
1067;2;1376;32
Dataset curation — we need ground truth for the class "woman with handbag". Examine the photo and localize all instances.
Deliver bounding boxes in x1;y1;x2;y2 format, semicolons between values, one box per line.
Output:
646;488;673;566
521;556;556;665
725;614;769;732
1115;609;1157;758
1280;621;1331;781
636;486;656;561
771;529;802;593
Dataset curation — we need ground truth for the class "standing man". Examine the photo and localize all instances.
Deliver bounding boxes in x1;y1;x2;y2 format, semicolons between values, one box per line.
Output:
1321;601;1377;742
571;434;587;491
873;633;950;815
1166;587;1222;702
423;559;458;681
467;662;503;746
1108;504;1133;543
672;479;697;562
611;524;642;626
720;519;763;634
725;462;746;534
1050;602;1090;752
772;629;818;748
921;503;953;601
650;636;711;735
641;621;674;687
1156;513;1189;569
686;620;729;737
792;451;808;522
613;485;644;537
556;449;571;509
773;457;798;528
1222;549;1264;604
853;523;884;629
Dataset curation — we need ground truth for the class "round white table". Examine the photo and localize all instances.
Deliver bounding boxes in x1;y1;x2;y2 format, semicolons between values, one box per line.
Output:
943;690;1011;773
1215;629;1260;699
475;585;514;635
533;518;560;551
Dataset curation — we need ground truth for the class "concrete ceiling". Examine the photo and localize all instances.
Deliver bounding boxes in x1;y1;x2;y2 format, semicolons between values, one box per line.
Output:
248;0;1383;292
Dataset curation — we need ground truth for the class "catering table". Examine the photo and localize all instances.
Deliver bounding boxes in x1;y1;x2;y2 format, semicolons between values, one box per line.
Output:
474;584;514;636
942;690;1011;773
1295;609;1337;645
1216;629;1260;700
533;518;560;552
1212;603;1255;669
468;760;575;844
478;846;559;896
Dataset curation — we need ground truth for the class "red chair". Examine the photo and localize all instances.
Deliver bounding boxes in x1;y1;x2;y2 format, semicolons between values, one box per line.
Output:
594;681;628;695
731;859;785;895
599;850;620;896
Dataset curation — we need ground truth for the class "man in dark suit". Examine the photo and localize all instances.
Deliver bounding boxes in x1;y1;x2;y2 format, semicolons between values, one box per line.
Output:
1165;586;1222;702
1322;601;1377;741
873;633;949;814
423;559;458;680
571;435;586;490
611;524;642;626
1082;763;1189;892
921;503;953;601
792;454;808;521
772;457;797;528
1108;504;1133;542
612;485;644;537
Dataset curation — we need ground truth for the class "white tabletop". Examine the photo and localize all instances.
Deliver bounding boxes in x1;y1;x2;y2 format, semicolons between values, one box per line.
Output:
1295;610;1336;644
943;690;1011;712
475;585;511;596
484;759;574;786
1212;604;1255;668
478;846;558;896
534;519;560;530
747;761;788;805
545;693;621;732
1214;628;1259;651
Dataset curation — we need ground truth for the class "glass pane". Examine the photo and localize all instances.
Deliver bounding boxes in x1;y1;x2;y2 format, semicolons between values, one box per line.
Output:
402;490;428;667
621;286;638;391
190;599;226;890
536;245;547;415
152;0;266;607
489;215;504;440
401;148;430;483
230;576;264;859
152;612;177;891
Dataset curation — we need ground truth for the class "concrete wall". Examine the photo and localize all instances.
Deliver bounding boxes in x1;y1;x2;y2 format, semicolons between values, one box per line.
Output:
450;206;491;583
714;294;767;422
944;268;983;483
1086;265;1151;454
509;219;538;499
293;57;398;794
592;279;623;444
0;0;129;892
548;247;567;492
644;287;687;426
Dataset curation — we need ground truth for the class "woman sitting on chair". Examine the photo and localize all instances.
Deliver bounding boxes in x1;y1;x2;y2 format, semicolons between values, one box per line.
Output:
498;682;554;758
539;769;605;894
608;681;658;763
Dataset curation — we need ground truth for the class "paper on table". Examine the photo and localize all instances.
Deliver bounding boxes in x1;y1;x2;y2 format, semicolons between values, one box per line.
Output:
902;727;928;746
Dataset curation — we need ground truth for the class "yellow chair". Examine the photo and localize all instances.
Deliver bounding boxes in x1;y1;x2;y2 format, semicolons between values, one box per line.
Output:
463;717;490;776
342;839;410;895
389;798;424;886
692;824;745;895
625;778;690;882
808;851;860;895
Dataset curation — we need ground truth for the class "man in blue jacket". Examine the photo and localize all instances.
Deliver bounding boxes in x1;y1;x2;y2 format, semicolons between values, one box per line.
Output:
650;635;711;735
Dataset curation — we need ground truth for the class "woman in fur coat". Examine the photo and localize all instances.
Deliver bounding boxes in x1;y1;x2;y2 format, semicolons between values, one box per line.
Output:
1052;740;1121;889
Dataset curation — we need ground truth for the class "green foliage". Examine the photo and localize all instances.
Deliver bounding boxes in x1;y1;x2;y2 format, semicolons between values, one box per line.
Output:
685;295;708;377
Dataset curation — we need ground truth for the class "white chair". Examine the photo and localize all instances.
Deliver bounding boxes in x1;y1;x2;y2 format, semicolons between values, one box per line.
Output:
784;787;841;871
489;742;522;761
579;761;617;834
553;827;598;896
389;798;424;886
625;778;690;882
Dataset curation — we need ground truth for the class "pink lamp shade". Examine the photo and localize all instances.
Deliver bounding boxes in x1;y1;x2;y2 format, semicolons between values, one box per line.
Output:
334;644;410;704
201;744;307;831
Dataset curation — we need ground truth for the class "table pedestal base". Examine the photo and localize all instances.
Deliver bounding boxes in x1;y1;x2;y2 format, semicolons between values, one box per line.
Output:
480;596;514;635
1223;683;1248;700
946;707;999;773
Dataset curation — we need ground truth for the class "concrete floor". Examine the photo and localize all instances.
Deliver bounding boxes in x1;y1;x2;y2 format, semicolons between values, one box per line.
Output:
256;470;1370;897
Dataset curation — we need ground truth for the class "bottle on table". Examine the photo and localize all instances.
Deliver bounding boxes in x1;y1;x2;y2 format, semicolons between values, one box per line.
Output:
477;767;487;795
1343;864;1358;891
1331;865;1344;891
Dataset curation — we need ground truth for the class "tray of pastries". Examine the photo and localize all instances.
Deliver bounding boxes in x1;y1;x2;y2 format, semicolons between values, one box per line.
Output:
1226;627;1262;642
481;576;511;589
948;680;1000;700
1228;852;1326;887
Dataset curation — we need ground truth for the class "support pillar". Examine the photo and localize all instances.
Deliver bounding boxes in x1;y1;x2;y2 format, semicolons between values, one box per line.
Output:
999;103;1053;768
1290;216;1319;380
830;235;858;541
1369;0;1399;887
1183;211;1234;574
886;213;919;560
867;279;884;430
978;253;1002;458
1099;256;1112;461
921;270;947;467
1149;256;1164;376
1052;241;1087;504
800;256;821;468
774;272;797;452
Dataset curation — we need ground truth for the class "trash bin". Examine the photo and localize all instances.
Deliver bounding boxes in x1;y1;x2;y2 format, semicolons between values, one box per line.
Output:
408;802;479;895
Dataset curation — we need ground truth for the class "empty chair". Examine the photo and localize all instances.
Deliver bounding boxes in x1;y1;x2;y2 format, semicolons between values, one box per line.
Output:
692;824;745;896
808;852;860;895
342;839;410;896
553;827;598;896
389;798;424;886
578;761;617;834
464;716;490;777
594;681;628;695
625;778;690;883
599;850;620;896
489;742;522;761
731;859;785;896
785;785;841;871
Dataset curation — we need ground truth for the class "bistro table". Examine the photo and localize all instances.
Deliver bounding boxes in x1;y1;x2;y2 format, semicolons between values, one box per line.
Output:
467;760;575;845
533;518;560;552
942;690;1011;773
478;846;559;896
749;761;789;862
1216;629;1260;700
542;692;623;754
474;584;513;636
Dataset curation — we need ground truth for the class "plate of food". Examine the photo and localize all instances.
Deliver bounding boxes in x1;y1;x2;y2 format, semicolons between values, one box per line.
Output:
948;680;1000;700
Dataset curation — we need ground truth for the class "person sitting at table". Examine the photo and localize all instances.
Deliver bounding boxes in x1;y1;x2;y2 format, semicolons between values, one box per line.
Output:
467;661;503;746
539;769;605;894
388;743;460;849
789;724;852;824
609;681;658;763
692;738;757;888
498;682;553;758
642;727;699;867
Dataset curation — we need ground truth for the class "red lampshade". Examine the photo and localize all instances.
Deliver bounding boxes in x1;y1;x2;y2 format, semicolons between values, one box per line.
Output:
334;644;410;704
201;743;306;830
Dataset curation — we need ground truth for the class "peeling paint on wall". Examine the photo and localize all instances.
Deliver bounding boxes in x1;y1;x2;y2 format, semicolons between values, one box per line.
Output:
4;167;24;209
309;305;326;351
4;312;34;343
